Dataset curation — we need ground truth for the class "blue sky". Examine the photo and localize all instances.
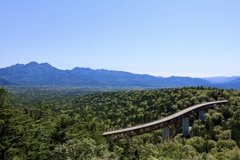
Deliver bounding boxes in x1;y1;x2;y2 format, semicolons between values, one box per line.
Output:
1;0;239;77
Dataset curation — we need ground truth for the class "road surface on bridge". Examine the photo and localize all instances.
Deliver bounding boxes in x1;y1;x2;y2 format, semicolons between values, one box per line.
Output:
102;100;228;136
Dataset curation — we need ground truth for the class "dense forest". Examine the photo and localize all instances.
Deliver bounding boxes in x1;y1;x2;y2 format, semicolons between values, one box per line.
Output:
1;86;240;159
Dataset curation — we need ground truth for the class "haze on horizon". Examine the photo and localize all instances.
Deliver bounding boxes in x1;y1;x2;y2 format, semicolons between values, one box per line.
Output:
1;1;240;77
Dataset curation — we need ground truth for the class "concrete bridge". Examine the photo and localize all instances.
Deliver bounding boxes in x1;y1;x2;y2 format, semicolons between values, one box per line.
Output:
102;100;228;142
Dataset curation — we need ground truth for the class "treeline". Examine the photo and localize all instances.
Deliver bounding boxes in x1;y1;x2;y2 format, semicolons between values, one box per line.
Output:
1;86;240;159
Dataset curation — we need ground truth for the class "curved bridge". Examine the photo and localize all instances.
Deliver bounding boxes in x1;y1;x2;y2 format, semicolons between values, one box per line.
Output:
102;100;228;142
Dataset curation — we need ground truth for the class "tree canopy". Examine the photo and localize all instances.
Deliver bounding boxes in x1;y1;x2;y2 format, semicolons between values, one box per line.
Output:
1;86;240;159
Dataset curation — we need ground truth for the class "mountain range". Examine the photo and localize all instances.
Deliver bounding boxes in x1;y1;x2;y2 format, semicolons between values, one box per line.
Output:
0;62;239;89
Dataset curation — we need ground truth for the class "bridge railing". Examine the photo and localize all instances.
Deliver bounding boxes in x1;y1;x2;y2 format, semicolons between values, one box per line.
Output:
102;100;228;139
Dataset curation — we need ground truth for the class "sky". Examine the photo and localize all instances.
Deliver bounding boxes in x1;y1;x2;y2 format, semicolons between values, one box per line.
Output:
0;0;240;77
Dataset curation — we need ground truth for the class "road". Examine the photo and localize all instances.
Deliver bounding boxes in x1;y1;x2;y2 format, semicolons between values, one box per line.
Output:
102;100;228;136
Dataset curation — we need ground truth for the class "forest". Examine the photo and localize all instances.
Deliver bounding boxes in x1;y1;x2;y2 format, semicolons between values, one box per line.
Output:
1;86;240;160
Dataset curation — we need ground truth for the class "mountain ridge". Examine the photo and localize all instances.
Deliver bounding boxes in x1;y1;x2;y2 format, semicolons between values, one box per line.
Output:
0;62;239;89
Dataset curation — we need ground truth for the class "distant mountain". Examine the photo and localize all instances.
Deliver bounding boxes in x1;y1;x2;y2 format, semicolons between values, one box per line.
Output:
0;62;213;89
212;77;240;90
204;76;240;83
230;77;240;83
0;62;64;85
166;76;210;86
201;76;240;89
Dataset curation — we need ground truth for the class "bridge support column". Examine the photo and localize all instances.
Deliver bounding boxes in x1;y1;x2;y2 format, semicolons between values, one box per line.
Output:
182;117;189;137
162;127;170;143
199;110;205;121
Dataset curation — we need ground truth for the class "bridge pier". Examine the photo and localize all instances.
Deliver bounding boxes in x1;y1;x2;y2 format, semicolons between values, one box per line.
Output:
102;101;228;141
182;117;189;137
162;127;170;143
199;110;205;121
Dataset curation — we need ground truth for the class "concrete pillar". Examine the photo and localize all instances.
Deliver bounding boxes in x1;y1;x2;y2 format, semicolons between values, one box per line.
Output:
182;117;189;137
162;127;170;143
199;110;205;121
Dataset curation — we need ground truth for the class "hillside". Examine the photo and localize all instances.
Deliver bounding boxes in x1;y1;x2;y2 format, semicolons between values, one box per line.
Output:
204;76;240;83
208;77;240;90
0;77;16;85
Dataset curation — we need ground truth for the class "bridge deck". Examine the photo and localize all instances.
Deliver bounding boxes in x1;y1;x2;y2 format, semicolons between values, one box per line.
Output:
102;100;228;136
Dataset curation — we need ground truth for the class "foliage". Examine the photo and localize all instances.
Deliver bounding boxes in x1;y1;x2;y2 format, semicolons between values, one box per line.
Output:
1;86;240;159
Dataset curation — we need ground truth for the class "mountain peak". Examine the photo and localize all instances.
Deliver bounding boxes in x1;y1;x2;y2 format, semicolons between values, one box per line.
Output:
10;63;24;68
28;61;38;65
26;62;52;67
23;62;55;68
